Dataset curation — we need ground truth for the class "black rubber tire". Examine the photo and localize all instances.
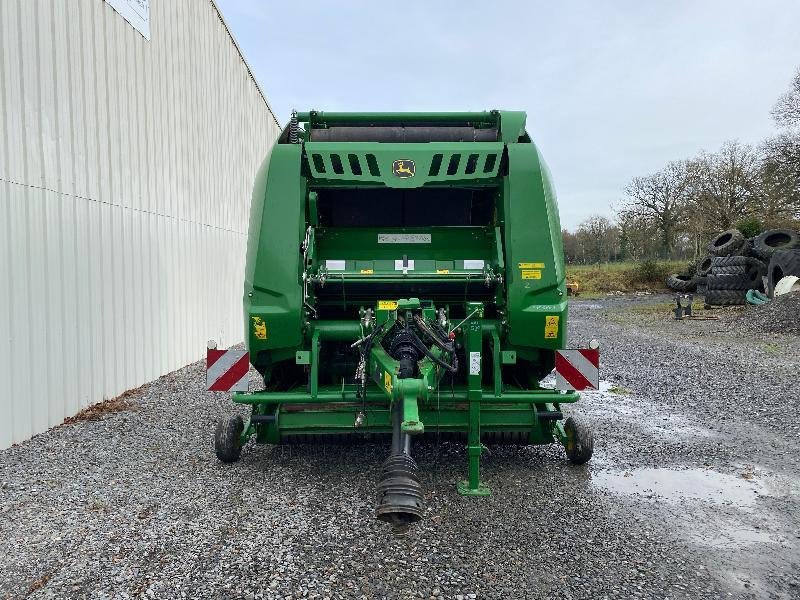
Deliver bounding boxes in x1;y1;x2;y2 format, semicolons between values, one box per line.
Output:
215;415;244;463
564;416;594;465
768;249;800;296
711;265;746;275
739;238;755;257
704;289;747;305
666;273;697;292
695;276;708;295
696;255;713;277
710;255;748;267
753;229;800;260
707;273;749;290
744;257;767;291
707;229;746;256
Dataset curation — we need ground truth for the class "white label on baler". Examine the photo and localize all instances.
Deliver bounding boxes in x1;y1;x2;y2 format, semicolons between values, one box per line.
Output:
469;352;481;375
394;259;415;270
463;259;485;270
378;233;431;244
325;260;346;271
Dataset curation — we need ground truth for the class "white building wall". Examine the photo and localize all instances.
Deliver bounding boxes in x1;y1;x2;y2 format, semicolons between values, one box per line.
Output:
0;0;280;448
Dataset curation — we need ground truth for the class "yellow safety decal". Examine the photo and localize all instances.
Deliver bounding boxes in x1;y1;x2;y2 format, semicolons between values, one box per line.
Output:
521;270;542;280
519;262;545;269
378;300;398;310
544;315;560;339
360;269;374;275
384;371;393;393
436;269;450;274
251;316;267;340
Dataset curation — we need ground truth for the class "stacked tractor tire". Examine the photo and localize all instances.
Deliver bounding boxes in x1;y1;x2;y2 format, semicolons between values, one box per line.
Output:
666;228;800;305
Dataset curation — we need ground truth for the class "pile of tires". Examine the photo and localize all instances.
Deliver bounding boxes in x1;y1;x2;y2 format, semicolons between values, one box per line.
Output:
699;228;800;304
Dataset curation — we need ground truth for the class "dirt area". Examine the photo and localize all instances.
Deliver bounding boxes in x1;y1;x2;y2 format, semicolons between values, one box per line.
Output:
0;294;798;599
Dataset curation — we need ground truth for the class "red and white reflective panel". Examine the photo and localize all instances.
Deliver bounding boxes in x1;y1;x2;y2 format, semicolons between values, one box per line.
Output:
206;349;250;392
555;349;599;391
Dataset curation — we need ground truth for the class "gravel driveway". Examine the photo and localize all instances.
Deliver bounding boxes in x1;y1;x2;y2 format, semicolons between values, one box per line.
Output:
1;295;798;599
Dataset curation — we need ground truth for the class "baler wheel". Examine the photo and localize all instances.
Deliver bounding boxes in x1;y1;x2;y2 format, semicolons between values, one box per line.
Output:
215;415;244;463
563;417;594;465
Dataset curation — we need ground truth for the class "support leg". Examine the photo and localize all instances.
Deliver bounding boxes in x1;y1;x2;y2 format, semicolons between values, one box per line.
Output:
458;303;490;496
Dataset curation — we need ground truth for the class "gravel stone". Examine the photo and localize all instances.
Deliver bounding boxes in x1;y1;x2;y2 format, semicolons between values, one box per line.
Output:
1;295;797;599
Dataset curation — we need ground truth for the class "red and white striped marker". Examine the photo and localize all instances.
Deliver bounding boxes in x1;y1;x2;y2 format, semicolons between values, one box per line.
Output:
555;349;600;391
206;347;250;392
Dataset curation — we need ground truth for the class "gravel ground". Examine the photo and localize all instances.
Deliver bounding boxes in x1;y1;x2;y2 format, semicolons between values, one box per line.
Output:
1;295;798;599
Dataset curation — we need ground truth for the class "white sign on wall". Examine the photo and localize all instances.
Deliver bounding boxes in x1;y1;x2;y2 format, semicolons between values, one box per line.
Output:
105;0;150;40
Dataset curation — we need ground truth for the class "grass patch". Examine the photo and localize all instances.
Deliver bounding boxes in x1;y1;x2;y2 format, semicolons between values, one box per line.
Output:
567;260;690;296
63;387;141;424
607;385;632;395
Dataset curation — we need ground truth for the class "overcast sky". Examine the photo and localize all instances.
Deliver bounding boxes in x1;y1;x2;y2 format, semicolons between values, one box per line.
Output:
215;0;800;230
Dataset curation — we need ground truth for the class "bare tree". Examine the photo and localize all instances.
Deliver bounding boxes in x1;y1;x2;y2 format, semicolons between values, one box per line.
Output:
759;133;800;224
574;216;619;263
772;67;800;129
687;141;759;231
621;161;690;258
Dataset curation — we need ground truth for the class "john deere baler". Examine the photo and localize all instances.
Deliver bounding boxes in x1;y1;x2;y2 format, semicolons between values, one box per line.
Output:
215;111;594;527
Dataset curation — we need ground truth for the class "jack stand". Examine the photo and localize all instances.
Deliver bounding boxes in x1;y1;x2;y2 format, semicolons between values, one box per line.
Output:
673;293;693;320
457;302;491;497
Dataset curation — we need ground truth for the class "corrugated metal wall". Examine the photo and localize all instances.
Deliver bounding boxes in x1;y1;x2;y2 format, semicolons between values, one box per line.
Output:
0;0;280;448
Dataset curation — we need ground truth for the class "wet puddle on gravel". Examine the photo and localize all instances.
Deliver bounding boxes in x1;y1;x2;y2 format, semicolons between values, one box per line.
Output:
592;467;764;506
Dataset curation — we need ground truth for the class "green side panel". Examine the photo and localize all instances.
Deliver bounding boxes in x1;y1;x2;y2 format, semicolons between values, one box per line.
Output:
304;142;504;188
244;142;305;356
503;142;567;348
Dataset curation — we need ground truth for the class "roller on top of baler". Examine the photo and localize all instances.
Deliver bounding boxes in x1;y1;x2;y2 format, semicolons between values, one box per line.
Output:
213;110;596;528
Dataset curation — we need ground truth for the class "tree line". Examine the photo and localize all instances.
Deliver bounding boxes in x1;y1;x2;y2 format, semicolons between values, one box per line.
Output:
564;67;800;264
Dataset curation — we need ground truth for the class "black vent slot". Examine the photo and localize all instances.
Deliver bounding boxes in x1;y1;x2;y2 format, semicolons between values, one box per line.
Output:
483;154;497;173
429;154;443;176
348;154;362;175
447;154;461;175
366;154;380;176
330;154;344;174
465;154;479;175
312;154;326;173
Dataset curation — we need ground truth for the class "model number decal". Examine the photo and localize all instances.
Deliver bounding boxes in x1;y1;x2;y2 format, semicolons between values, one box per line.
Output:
378;233;431;244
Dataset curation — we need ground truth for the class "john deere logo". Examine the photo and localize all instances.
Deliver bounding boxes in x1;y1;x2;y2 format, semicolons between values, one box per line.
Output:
392;159;415;178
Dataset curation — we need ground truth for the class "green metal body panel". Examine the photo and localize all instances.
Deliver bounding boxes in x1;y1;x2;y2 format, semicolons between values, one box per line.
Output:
236;110;578;490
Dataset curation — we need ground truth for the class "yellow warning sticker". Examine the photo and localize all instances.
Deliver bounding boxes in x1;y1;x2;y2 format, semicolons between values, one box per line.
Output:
251;316;267;340
544;315;560;339
378;300;398;310
384;371;393;393
519;262;545;269
436;269;450;274
360;269;374;275
522;270;542;280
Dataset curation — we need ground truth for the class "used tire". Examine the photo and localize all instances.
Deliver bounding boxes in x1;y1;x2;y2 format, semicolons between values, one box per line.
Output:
707;229;745;256
563;416;593;465
666;273;697;292
767;249;800;297
710;255;748;267
745;257;767;291
711;265;746;275
705;289;746;305
707;273;749;290
753;229;800;260
696;255;713;277
215;415;244;463
695;276;708;294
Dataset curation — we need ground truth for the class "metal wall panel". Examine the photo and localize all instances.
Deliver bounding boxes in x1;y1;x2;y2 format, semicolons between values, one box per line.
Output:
0;0;280;448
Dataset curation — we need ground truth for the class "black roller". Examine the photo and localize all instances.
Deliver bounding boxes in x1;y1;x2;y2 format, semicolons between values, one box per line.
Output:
309;126;498;143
